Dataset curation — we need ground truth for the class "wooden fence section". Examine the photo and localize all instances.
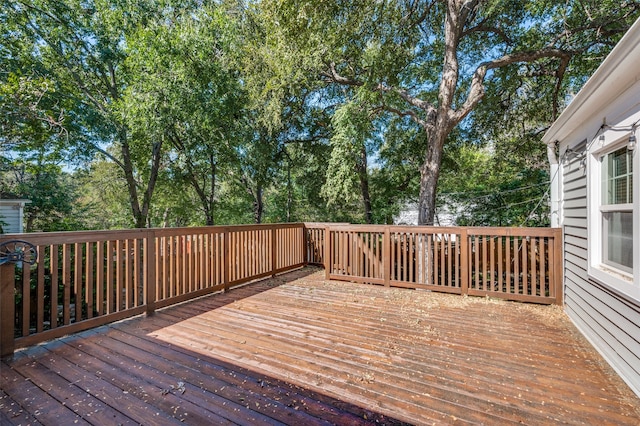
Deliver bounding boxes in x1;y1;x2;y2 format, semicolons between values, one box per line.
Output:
324;225;562;305
0;223;562;357
0;224;305;356
466;227;562;304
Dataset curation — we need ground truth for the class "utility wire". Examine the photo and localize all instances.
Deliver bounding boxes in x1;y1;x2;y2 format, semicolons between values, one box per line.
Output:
517;118;640;226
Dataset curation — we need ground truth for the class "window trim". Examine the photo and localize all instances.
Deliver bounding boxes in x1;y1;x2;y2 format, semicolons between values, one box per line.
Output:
587;134;639;301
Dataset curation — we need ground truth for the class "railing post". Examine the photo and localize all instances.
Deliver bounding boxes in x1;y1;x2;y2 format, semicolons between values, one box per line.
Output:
383;226;391;287
324;226;331;280
459;228;469;295
0;264;15;357
271;226;277;277
145;230;156;316
553;228;563;305
223;227;230;292
303;225;309;266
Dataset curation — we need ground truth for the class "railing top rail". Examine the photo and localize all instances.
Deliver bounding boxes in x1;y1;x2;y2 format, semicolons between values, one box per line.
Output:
0;228;153;245
388;225;465;233
0;222;308;245
322;224;560;238
324;224;467;234
465;227;561;237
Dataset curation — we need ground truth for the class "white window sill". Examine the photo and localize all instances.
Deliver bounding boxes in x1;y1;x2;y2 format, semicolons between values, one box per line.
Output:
588;265;640;302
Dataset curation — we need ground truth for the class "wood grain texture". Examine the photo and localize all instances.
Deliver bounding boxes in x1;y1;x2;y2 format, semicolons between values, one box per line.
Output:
2;267;638;425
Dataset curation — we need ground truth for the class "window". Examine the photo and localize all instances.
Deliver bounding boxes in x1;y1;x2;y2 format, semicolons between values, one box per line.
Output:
601;147;633;273
588;135;638;300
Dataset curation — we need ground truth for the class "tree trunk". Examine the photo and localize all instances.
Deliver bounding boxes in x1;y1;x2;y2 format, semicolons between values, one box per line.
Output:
119;133;145;228
120;134;163;229
418;125;448;225
417;0;463;226
254;185;264;224
357;144;373;224
286;162;292;222
206;159;216;226
25;215;34;233
139;140;163;228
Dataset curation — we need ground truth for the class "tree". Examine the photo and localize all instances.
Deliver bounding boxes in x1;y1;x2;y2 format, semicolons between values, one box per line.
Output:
251;0;640;224
0;151;88;231
1;0;205;228
321;100;376;223
123;5;244;226
437;143;550;226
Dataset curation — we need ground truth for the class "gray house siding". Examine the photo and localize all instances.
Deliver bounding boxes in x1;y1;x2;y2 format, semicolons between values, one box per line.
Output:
562;143;640;396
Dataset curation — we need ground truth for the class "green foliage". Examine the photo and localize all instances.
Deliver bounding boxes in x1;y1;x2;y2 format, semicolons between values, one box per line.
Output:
246;0;640;225
438;143;550;227
122;5;245;225
2;0;640;230
321;101;371;207
0;153;88;231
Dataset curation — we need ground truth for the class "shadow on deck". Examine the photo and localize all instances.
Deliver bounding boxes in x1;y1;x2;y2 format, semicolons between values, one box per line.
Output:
1;267;639;425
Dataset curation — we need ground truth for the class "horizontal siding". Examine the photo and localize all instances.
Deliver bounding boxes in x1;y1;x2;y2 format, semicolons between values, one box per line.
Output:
563;175;588;192
563;207;587;219
565;252;587;274
564;239;588;260
563;185;587;200
0;206;22;233
561;145;640;397
563;198;587;209
565;281;640;396
563;223;587;238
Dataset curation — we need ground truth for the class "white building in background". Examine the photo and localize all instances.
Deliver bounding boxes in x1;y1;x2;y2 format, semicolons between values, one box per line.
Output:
0;199;30;234
394;202;459;226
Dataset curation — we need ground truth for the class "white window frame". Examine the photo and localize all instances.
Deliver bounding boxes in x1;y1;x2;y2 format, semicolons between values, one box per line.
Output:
588;133;640;301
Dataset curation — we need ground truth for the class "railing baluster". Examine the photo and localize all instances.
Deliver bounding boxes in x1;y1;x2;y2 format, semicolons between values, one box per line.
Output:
75;242;83;322
36;246;45;333
86;242;94;318
530;237;537;296
522;237;528;295
125;239;131;309
50;244;59;328
22;260;31;336
505;237;511;294
63;244;71;325
132;238;138;306
0;263;15;356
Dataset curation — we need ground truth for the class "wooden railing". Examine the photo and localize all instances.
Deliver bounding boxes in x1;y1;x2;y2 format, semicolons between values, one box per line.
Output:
0;223;305;356
0;222;562;357
319;225;562;305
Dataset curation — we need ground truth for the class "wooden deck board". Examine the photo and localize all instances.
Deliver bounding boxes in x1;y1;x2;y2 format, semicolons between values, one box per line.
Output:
1;267;638;425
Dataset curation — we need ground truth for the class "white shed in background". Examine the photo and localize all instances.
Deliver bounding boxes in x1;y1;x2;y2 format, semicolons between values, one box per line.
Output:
543;17;640;397
0;199;30;234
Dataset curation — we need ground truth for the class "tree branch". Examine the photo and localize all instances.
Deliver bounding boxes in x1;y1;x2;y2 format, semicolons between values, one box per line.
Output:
320;62;363;86
90;143;126;170
450;48;573;124
375;104;430;129
462;23;511;43
551;55;570;121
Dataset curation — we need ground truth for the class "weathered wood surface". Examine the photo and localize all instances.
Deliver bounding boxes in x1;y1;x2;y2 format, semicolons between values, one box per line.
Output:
2;267;638;425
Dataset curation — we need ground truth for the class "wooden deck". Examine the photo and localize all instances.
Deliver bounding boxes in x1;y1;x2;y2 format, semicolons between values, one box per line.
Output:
1;267;638;425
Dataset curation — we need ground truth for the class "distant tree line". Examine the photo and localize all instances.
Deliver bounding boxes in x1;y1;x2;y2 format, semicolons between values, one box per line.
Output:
1;0;639;231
